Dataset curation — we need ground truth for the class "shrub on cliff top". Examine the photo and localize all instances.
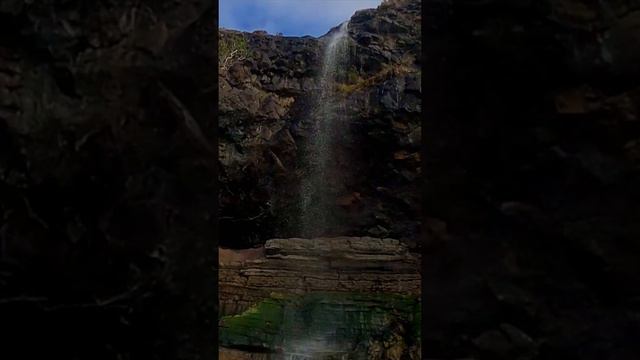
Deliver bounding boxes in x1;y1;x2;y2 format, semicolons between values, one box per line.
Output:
219;33;249;72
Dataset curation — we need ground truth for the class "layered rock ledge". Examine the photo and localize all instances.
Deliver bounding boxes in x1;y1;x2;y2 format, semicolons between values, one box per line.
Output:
219;237;421;359
219;237;421;316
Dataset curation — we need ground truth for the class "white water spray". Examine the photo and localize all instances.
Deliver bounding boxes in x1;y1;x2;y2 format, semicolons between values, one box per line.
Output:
300;21;351;238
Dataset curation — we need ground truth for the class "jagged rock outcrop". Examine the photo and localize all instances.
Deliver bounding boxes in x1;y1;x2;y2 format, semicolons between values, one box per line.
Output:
218;237;421;359
218;0;422;249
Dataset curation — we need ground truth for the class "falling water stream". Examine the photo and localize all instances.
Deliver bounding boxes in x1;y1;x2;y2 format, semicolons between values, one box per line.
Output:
300;21;351;239
283;21;353;359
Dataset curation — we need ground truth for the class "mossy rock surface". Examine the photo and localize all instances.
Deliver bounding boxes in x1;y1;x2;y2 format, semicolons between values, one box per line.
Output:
219;292;420;355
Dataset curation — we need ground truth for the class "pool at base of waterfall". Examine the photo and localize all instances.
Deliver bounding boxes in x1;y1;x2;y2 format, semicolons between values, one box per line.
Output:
219;292;421;359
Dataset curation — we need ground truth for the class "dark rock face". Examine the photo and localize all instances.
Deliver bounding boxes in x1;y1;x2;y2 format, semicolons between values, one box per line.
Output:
424;0;640;359
0;1;217;359
219;0;422;249
219;30;322;246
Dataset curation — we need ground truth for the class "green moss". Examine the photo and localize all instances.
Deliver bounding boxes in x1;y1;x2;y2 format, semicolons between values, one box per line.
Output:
219;297;284;348
219;292;420;351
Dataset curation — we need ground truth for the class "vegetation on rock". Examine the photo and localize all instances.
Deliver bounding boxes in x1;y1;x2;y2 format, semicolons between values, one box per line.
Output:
336;62;416;95
219;292;421;357
219;32;250;72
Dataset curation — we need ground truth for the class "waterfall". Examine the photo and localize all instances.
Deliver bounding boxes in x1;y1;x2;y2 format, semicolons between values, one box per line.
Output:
283;21;353;359
300;21;351;238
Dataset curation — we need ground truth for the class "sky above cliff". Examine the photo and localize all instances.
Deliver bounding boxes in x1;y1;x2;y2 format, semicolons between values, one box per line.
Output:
219;0;383;37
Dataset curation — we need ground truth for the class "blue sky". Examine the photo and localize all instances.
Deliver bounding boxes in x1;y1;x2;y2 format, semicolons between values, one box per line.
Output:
219;0;383;37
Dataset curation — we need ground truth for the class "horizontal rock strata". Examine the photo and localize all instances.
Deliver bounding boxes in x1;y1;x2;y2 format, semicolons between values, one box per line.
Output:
219;237;420;316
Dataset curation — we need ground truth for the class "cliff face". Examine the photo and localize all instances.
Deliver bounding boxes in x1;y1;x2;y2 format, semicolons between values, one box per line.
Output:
218;0;422;249
218;31;321;246
220;32;425;349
